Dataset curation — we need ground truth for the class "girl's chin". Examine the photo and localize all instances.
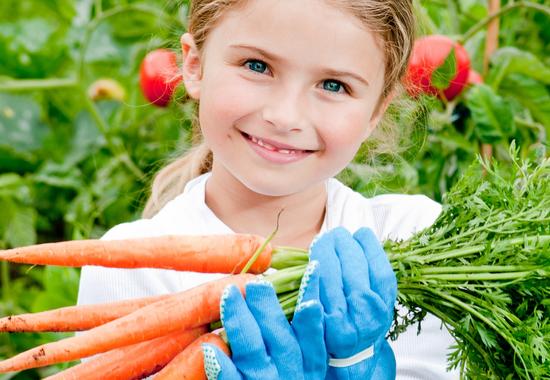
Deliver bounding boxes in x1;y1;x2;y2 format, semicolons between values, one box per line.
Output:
235;173;323;198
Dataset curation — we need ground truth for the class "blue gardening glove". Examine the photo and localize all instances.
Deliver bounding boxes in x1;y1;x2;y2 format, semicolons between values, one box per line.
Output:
307;227;397;379
202;261;327;380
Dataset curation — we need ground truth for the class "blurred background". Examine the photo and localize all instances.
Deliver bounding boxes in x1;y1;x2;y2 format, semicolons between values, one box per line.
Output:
0;0;548;378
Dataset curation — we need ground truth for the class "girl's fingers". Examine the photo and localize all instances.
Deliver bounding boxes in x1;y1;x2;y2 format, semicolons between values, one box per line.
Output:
309;231;347;317
353;228;397;312
202;343;240;380
292;300;327;379
332;228;373;298
245;281;302;376
310;228;357;354
219;285;272;375
333;228;389;339
296;260;320;305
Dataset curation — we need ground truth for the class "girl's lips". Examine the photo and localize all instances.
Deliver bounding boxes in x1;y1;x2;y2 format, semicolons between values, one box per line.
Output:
241;132;314;164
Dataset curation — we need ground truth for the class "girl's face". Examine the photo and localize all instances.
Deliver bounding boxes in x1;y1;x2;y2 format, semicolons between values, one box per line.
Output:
181;0;389;197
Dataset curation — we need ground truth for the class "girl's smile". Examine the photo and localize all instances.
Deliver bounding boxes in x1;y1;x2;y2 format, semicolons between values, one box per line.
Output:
241;131;316;164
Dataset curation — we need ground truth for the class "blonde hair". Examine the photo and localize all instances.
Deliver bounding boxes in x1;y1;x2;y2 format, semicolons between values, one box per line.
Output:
143;0;416;218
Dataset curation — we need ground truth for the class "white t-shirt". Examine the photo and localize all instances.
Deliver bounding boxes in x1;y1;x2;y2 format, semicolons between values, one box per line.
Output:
78;173;458;379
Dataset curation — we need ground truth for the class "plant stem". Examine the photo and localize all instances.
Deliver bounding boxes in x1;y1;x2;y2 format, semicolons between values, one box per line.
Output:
81;89;145;180
418;270;533;281
418;264;537;274
94;0;102;16
460;1;550;44
389;210;536;257
266;265;307;293
447;0;460;35
0;78;78;92
399;294;497;375
270;249;309;269
396;235;550;264
415;285;527;372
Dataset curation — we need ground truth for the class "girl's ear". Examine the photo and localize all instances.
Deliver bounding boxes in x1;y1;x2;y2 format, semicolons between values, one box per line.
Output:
180;33;202;100
362;90;396;140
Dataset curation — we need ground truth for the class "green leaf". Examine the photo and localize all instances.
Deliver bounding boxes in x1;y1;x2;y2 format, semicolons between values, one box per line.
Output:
63;107;106;167
32;161;84;190
498;74;550;133
432;47;457;90
84;23;124;65
0;93;48;171
31;266;79;312
465;84;516;143
0;18;69;78
0;197;15;239
5;205;36;248
43;0;76;22
108;8;163;41
0;173;22;192
487;47;550;87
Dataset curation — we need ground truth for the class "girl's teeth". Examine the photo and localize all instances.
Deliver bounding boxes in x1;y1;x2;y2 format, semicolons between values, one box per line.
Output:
257;139;276;151
249;134;302;154
278;149;293;154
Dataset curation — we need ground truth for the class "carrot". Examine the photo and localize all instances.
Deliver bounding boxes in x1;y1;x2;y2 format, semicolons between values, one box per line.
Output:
155;332;231;380
0;293;172;332
44;326;208;380
0;234;272;274
0;273;254;373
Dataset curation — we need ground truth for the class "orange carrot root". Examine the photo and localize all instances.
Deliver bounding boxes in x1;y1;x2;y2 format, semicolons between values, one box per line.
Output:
0;273;255;373
0;234;272;274
155;332;231;380
0;293;172;332
43;326;208;380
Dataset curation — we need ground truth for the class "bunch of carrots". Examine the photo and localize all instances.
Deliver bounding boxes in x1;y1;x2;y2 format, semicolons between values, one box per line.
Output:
0;233;308;379
0;145;548;379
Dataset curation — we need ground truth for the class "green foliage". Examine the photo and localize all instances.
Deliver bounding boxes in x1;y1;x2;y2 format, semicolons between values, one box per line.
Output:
465;83;516;143
0;1;193;377
386;144;550;378
0;0;548;378
355;0;549;201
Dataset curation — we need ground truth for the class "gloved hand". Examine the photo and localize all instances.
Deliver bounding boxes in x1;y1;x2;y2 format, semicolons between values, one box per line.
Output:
202;261;327;380
306;227;397;380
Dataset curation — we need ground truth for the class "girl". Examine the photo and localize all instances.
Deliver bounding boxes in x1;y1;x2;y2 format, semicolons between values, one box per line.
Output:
78;0;458;378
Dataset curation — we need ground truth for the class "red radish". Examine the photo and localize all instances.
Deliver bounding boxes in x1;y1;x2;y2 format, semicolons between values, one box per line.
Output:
404;35;471;101
140;49;182;107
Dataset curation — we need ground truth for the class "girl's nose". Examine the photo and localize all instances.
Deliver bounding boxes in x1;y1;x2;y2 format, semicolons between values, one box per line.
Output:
261;85;308;132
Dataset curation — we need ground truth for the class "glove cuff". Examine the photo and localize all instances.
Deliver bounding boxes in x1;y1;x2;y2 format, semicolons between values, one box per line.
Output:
328;345;374;368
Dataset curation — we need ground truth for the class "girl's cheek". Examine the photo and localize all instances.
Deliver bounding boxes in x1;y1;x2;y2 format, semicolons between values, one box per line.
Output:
205;76;262;124
318;107;369;152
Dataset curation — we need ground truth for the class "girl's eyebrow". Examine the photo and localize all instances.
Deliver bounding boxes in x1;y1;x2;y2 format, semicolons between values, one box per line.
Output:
228;44;370;87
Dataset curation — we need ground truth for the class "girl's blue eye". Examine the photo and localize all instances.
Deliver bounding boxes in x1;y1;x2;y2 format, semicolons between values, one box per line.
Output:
323;80;345;93
243;59;349;94
245;59;268;74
